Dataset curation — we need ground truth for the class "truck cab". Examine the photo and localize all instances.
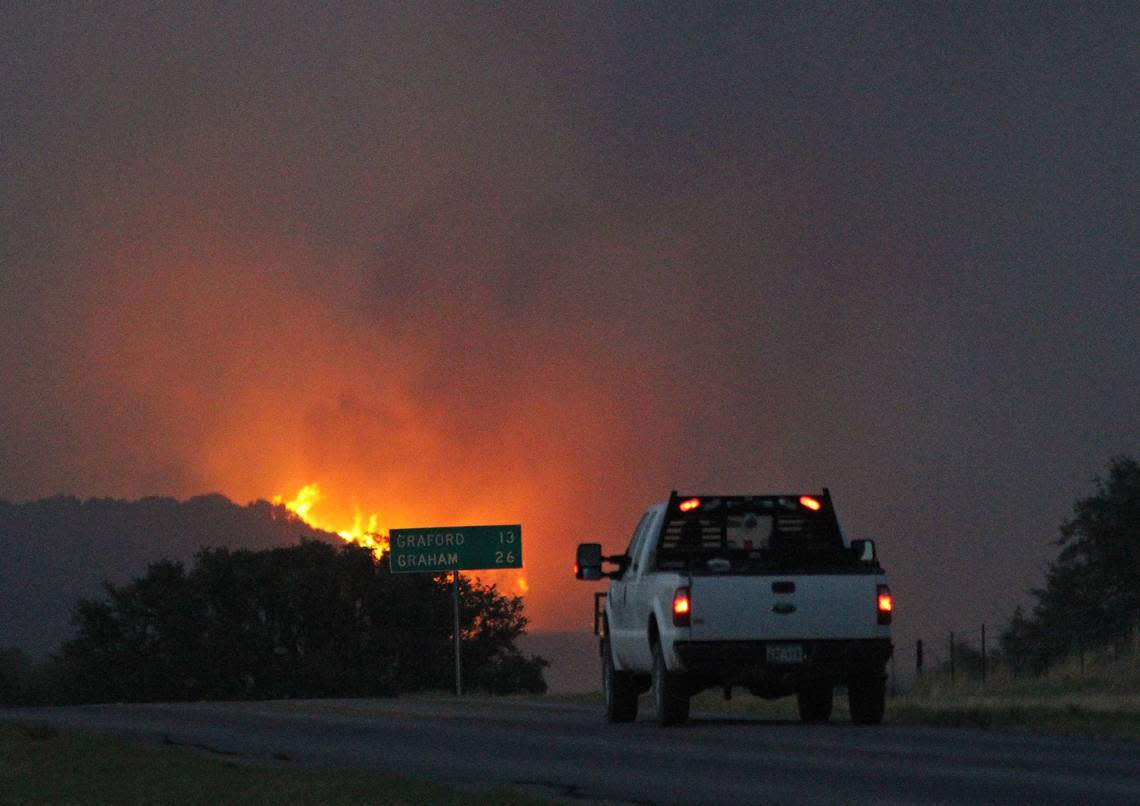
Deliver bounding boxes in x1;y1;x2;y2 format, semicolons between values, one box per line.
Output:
576;490;893;726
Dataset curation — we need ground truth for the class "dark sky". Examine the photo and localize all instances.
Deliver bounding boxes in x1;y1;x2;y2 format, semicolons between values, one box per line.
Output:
2;3;1137;649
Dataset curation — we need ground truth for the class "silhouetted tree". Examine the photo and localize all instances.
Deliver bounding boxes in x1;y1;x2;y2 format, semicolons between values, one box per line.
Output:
50;541;548;703
1002;456;1140;673
999;605;1049;676
460;579;548;694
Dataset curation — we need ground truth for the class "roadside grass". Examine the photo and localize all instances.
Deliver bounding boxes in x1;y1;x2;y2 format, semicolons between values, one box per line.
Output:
889;652;1140;741
0;722;546;805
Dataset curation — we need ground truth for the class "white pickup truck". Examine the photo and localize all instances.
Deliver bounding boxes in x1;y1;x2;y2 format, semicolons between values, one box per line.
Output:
576;490;893;726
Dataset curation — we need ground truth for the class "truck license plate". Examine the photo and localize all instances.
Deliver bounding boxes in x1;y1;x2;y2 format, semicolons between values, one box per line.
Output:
766;643;803;664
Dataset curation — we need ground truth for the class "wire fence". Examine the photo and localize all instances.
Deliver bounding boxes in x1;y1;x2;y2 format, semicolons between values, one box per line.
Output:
892;622;1140;695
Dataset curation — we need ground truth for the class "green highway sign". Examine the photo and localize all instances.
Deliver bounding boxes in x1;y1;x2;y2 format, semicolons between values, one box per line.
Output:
388;524;522;573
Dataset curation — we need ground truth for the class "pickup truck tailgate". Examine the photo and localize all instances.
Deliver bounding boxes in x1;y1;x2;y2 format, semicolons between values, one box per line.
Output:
689;574;885;640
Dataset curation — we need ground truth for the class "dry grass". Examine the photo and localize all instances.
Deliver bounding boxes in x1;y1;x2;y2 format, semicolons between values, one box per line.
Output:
891;650;1140;740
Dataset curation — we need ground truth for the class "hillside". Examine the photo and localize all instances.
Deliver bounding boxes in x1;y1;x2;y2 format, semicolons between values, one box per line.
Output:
0;495;335;656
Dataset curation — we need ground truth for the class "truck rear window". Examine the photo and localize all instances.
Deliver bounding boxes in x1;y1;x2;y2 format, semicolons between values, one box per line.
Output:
655;495;855;573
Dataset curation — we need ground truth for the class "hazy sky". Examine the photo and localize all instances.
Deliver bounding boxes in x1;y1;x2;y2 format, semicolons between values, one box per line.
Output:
2;3;1137;652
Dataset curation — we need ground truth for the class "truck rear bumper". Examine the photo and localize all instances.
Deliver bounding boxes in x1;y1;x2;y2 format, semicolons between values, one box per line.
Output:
672;638;893;691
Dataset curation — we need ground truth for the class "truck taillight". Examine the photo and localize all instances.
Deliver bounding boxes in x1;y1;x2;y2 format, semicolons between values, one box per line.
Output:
877;584;893;625
672;587;691;627
799;495;822;511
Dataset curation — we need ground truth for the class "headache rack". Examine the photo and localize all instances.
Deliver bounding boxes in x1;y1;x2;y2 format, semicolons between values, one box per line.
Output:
656;489;847;572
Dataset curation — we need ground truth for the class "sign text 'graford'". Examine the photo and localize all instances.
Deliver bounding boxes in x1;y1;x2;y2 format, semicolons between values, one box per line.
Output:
388;525;522;573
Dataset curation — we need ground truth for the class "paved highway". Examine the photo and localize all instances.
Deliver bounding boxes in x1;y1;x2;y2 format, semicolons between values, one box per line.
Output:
4;697;1138;804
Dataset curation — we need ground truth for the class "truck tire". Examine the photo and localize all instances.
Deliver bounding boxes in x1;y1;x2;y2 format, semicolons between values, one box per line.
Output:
796;682;833;723
603;636;638;723
652;640;690;726
848;675;886;725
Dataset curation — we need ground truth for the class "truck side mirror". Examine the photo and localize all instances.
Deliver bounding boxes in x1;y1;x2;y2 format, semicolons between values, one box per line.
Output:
850;539;877;563
576;543;603;580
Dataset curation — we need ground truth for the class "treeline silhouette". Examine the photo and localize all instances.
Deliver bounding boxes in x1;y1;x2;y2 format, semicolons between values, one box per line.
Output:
999;455;1139;675
0;494;337;657
2;540;547;704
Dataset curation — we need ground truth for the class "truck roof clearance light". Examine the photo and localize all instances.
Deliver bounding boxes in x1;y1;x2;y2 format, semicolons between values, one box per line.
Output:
877;585;893;625
678;498;701;512
672;587;691;627
799;495;822;511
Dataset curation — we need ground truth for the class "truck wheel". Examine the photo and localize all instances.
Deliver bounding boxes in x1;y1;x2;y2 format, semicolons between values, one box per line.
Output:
603;637;638;723
796;682;833;723
848;676;886;725
652;641;690;726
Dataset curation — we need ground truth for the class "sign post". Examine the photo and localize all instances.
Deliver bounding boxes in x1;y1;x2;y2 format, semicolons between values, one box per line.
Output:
389;524;523;696
453;572;461;696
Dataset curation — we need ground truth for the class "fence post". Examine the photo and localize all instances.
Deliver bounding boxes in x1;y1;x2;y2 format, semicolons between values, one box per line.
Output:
981;623;987;683
950;631;955;682
916;639;924;677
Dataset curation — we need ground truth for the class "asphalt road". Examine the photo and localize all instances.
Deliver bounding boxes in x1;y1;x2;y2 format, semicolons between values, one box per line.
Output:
4;697;1138;805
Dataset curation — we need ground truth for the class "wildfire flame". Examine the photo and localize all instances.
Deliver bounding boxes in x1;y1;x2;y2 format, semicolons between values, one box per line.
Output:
272;483;389;555
270;483;529;595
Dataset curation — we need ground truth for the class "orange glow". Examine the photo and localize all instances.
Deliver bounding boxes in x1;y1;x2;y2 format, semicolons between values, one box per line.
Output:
878;592;893;612
799;495;822;511
679;497;701;512
70;249;670;633
673;595;690;615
